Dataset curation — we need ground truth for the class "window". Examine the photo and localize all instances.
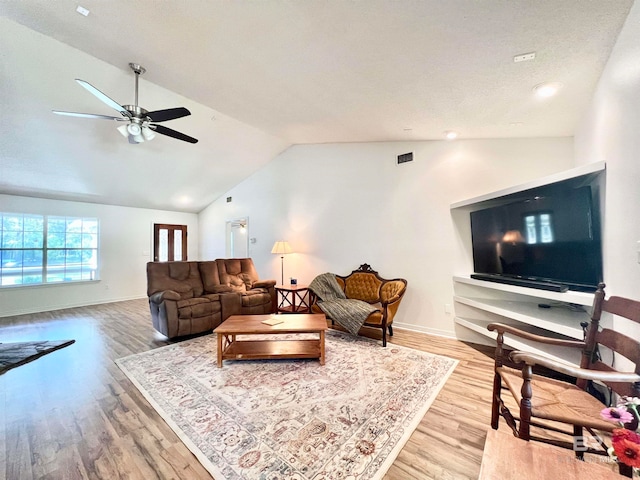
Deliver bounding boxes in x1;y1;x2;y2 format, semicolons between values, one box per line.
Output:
0;212;99;287
524;213;554;245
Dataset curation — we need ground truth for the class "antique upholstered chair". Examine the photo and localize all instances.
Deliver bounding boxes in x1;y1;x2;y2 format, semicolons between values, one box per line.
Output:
310;264;407;346
487;283;640;475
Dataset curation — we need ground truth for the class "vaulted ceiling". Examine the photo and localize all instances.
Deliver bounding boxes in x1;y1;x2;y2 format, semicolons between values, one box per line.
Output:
0;1;633;212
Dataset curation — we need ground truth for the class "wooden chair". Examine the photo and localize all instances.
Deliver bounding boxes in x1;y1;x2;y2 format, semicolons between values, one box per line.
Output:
487;283;640;476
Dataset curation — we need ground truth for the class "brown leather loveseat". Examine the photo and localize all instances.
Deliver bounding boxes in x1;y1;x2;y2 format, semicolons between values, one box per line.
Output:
146;258;276;339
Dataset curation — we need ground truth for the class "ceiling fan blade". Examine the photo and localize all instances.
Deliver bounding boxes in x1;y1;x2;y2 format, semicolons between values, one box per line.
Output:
75;79;132;119
146;107;191;123
151;124;198;144
52;110;125;121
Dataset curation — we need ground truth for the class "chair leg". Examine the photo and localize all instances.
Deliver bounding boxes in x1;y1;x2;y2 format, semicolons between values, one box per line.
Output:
491;373;502;429
388;325;393;336
619;463;633;478
573;425;584;460
518;365;533;441
381;326;387;347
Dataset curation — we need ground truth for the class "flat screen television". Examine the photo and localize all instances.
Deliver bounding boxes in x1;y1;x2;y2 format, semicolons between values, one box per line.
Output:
470;184;602;292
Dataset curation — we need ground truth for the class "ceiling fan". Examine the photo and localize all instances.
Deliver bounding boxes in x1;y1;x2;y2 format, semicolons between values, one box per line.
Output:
53;63;198;144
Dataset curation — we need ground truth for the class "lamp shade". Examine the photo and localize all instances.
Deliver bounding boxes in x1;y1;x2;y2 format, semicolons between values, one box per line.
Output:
271;241;292;255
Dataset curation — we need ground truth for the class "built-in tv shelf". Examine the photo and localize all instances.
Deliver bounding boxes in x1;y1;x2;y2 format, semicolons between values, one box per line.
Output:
450;162;605;366
453;275;593;365
454;275;594;307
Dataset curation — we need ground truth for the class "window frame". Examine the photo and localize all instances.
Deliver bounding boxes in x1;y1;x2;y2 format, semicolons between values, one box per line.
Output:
0;212;100;288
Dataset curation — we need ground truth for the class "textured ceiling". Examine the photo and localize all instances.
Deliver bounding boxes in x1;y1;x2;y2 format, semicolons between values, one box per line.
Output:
0;1;634;212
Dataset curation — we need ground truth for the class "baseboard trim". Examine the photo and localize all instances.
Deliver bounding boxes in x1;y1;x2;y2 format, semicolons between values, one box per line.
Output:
392;321;457;340
0;295;146;318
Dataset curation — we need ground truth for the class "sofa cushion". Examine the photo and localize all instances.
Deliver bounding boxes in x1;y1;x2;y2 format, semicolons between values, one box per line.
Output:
228;276;248;292
147;261;204;300
241;291;271;307
202;293;222;302
198;262;221;293
177;297;221;319
217;258;260;290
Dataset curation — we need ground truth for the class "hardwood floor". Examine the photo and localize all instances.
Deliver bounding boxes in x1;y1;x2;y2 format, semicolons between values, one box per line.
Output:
1;299;500;480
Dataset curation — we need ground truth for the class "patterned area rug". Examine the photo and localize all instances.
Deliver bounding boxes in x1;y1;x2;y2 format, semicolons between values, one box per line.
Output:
116;330;457;480
0;339;75;375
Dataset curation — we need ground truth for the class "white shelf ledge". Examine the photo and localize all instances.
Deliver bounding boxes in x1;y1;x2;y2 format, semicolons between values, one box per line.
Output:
450;161;605;209
453;275;595;306
454;295;587;339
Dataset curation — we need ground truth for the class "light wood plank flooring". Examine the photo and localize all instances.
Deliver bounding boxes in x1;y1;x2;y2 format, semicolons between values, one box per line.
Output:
1;299;500;480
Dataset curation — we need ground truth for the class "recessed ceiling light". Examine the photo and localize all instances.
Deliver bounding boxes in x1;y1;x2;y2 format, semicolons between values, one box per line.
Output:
76;5;90;16
444;131;458;140
533;82;563;98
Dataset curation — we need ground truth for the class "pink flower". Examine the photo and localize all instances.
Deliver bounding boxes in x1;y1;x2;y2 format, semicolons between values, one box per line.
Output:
601;406;635;425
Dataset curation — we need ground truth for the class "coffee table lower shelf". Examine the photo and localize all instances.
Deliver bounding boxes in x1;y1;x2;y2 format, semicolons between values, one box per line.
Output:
221;339;322;362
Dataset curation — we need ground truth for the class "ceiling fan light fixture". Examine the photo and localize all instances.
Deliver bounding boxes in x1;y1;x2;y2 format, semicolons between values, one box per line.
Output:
117;124;129;138
142;126;156;141
127;123;142;136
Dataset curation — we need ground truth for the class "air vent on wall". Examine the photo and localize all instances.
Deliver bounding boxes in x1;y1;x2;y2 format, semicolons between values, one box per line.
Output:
397;152;413;164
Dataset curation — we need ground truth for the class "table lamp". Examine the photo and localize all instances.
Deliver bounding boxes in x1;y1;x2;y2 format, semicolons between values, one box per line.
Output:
271;241;292;285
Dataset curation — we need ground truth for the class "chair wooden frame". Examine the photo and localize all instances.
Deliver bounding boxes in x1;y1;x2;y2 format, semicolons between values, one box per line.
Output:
488;283;640;476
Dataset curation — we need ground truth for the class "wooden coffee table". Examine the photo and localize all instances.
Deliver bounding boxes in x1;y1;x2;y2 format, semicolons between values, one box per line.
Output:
214;313;327;367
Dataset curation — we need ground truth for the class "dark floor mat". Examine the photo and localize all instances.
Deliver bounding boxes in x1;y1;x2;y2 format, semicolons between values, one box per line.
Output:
0;340;75;374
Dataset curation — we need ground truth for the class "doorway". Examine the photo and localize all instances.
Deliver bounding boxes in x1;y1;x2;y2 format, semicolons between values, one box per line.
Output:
225;218;249;258
153;224;188;261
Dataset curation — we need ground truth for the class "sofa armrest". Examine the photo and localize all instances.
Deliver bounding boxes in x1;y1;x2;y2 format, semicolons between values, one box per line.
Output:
380;280;407;305
149;290;181;303
254;279;276;288
382;293;401;305
220;292;242;319
209;285;234;293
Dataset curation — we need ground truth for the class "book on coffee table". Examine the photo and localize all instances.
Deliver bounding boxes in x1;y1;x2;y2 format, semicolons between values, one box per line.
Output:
261;316;285;326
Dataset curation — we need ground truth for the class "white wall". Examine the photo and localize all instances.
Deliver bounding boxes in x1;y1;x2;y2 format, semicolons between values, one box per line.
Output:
199;138;574;337
574;2;640;345
574;1;640;300
0;194;198;317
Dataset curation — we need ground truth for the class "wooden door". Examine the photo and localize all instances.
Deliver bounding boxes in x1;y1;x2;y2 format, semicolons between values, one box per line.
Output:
153;224;187;261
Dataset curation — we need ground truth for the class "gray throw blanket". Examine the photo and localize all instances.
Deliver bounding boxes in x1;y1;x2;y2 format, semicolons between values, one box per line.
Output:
309;272;377;336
